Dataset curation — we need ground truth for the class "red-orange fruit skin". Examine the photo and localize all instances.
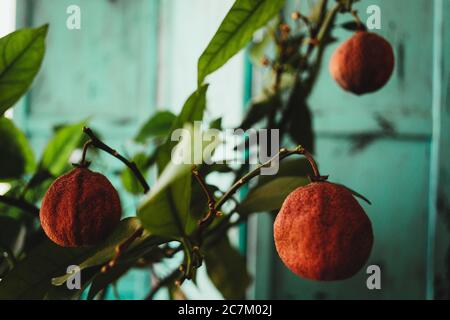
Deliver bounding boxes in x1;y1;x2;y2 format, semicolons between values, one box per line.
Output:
274;182;373;281
329;31;394;95
40;167;122;247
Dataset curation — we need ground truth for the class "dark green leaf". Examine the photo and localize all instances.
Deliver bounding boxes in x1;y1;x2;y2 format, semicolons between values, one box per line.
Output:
256;158;312;187
240;97;279;130
0;117;35;180
135;111;176;143
138;124;220;238
237;176;309;215
138;86;211;239
52;217;155;285
0;24;48;115
198;0;286;86
44;267;98;300
205;236;251;299
0;239;88;299
0;217;152;299
209;117;222;130
39;120;86;176
340;21;367;31
0;216;25;255
169;85;209;140
287;100;314;151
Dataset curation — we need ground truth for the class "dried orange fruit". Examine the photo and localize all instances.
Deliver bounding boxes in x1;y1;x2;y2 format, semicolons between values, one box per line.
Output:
40;167;121;247
274;182;373;281
329;31;394;95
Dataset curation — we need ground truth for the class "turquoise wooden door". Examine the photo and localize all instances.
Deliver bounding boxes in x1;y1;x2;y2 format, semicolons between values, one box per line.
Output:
252;0;450;300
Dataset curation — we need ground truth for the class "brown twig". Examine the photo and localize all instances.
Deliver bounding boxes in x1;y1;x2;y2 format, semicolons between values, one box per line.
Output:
146;268;183;300
82;127;150;193
215;146;327;211
351;10;364;31
192;167;220;226
101;227;144;273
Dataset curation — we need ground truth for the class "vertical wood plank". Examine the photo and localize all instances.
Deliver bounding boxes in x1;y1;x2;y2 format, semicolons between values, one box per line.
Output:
430;0;450;300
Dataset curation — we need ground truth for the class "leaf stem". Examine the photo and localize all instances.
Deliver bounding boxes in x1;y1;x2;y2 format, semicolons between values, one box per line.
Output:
192;167;220;228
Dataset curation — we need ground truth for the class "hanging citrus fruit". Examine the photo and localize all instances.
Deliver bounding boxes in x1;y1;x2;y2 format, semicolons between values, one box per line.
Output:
329;31;394;95
40;167;122;247
274;182;373;281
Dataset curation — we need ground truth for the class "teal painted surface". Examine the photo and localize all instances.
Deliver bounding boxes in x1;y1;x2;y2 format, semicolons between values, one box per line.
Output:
16;0;158;152
254;0;449;299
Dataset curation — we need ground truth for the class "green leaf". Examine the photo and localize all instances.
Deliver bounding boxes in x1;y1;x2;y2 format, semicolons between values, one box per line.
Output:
138;86;211;238
205;236;251;299
240;97;278;130
237;176;309;215
44;267;98;300
197;0;285;86
39;120;86;176
0;217;156;299
138;124;220;238
0;239;88;299
209;117;222;130
0;24;48;116
135;111;176;143
0;117;35;180
340;21;367;31
154;85;209;172
256;158;312;186
288;100;314;151
169;85;209;139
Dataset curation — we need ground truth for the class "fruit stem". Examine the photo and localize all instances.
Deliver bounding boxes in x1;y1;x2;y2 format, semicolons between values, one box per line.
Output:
190;166;224;252
215;146;327;210
81;127;150;194
350;10;365;31
79;140;93;167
